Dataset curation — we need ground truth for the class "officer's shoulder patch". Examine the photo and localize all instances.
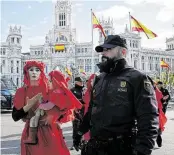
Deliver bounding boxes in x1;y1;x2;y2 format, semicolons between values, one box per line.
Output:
120;81;127;87
144;80;153;93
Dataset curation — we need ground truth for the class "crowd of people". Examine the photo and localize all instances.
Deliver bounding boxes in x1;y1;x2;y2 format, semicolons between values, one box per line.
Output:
12;34;170;155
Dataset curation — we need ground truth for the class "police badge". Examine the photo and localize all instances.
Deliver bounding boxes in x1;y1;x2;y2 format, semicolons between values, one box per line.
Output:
120;81;126;87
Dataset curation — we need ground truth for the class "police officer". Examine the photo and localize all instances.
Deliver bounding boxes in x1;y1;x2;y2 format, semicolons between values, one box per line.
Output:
70;76;85;150
73;35;159;155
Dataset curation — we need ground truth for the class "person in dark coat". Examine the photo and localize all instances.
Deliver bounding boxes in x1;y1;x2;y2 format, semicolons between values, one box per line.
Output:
70;76;85;150
156;81;170;114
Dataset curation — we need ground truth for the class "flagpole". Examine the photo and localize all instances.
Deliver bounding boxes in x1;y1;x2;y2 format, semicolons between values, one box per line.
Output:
129;12;133;66
91;8;94;73
129;12;131;32
160;65;162;80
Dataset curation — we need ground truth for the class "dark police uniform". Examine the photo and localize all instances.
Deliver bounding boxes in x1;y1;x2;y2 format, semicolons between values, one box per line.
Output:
73;35;159;155
160;87;170;114
71;77;85;147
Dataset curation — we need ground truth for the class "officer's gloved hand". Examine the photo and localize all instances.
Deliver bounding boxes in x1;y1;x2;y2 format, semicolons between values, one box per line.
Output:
73;132;83;151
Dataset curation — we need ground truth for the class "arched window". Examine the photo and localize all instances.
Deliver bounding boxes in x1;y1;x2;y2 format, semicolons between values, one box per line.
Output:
59;13;66;26
11;67;13;73
141;56;144;60
59;35;67;41
134;60;137;68
17;67;19;73
16;78;19;86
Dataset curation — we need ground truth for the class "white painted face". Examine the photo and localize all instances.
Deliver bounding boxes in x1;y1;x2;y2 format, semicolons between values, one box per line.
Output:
48;76;53;90
28;66;41;81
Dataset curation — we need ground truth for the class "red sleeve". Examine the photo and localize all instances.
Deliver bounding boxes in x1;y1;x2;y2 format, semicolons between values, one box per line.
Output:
13;87;26;110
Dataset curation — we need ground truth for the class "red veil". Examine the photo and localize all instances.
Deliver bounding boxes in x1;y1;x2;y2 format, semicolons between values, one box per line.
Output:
48;70;82;123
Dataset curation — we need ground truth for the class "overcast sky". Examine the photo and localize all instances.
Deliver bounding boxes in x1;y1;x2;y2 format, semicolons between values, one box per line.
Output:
1;0;174;53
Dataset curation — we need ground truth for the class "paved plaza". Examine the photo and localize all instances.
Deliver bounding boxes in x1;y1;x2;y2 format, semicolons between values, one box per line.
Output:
1;104;174;155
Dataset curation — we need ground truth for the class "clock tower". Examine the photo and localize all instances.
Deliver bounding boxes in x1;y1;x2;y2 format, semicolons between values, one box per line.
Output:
55;0;71;29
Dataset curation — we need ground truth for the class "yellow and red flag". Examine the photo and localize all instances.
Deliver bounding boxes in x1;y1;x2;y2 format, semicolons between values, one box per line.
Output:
130;15;157;39
65;67;72;76
54;44;65;51
92;12;106;38
160;60;169;68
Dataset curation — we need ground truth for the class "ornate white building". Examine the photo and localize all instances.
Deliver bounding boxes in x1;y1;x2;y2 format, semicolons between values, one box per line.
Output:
1;0;174;88
0;26;22;87
22;0;100;76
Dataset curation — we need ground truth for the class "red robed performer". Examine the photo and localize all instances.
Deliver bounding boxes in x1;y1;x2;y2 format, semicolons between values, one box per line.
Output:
82;74;96;141
47;70;82;124
12;61;70;155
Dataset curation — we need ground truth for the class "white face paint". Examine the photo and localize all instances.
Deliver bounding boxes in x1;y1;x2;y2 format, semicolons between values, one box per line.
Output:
28;66;41;81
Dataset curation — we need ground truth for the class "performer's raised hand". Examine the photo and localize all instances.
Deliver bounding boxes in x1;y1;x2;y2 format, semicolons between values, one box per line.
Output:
23;93;43;112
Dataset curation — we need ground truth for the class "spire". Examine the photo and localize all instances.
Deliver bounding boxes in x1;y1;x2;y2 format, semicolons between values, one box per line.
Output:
125;24;129;33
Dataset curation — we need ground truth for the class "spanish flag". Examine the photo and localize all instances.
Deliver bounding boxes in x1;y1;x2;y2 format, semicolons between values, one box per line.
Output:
92;12;106;38
131;15;157;39
160;60;169;68
65;67;72;76
55;44;65;51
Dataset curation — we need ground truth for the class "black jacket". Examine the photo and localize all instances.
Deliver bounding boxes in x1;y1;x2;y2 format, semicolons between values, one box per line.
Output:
71;85;84;104
78;59;159;155
12;107;28;122
160;87;170;103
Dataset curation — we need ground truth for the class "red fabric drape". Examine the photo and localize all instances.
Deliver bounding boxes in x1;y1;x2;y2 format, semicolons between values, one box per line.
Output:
48;70;82;123
82;74;96;141
155;87;167;131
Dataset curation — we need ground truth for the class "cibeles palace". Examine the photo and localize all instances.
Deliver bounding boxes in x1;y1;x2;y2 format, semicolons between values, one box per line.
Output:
1;0;174;87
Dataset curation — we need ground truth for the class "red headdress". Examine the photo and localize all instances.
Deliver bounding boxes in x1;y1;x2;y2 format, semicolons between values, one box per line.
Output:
23;61;48;99
14;61;48;110
23;61;47;87
48;70;82;111
49;70;68;89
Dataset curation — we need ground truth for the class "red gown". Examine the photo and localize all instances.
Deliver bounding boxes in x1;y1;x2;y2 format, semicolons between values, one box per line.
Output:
14;86;70;155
